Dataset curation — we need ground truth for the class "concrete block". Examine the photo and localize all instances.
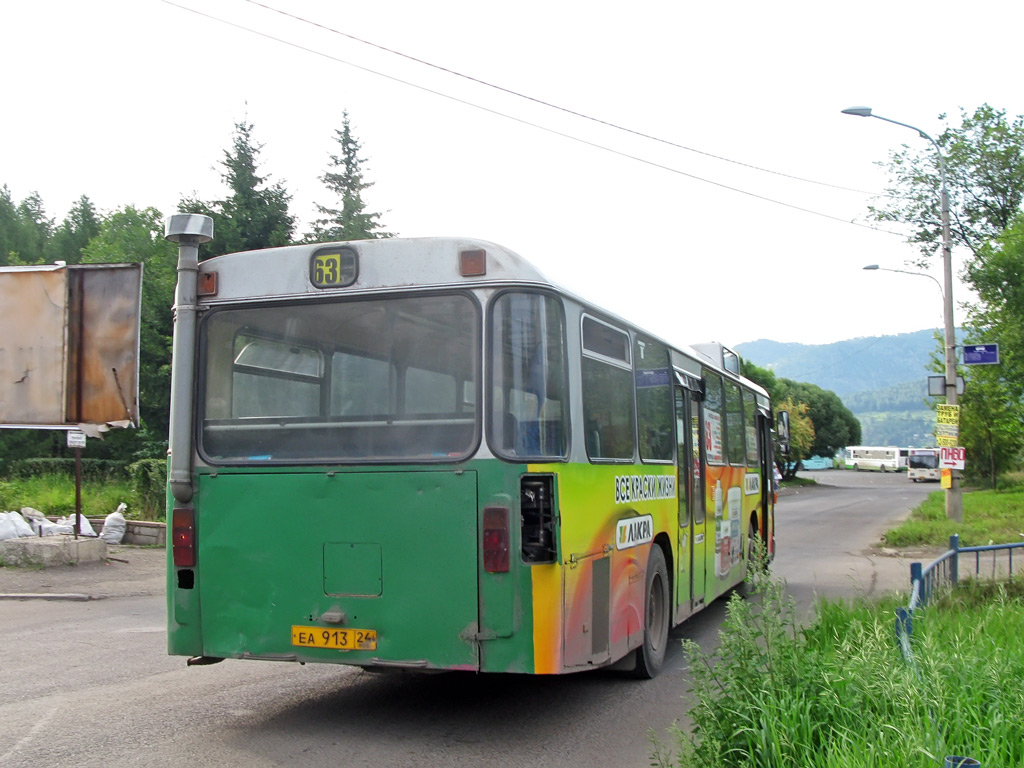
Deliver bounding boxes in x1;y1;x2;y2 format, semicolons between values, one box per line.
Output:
0;535;107;567
87;518;167;547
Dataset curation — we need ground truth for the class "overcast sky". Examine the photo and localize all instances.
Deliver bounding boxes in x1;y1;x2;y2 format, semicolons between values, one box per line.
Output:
4;0;1022;350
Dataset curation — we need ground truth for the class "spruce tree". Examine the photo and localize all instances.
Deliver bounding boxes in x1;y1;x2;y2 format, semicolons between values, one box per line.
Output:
180;120;296;259
307;111;392;242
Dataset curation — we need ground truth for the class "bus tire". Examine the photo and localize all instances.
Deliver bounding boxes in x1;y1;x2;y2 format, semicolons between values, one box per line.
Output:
633;545;669;679
746;518;763;570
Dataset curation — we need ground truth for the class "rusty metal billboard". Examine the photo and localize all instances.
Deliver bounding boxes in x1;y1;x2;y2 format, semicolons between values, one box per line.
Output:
0;263;142;430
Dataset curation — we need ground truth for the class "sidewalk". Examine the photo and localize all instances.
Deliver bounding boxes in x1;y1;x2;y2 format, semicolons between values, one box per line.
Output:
0;544;166;600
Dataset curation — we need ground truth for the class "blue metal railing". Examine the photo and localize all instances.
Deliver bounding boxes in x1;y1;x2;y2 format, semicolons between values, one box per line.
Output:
911;534;1024;608
898;533;1024;650
896;534;1022;768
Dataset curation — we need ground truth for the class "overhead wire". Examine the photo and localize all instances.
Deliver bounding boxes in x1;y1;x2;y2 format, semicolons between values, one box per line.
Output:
160;0;908;237
240;0;891;200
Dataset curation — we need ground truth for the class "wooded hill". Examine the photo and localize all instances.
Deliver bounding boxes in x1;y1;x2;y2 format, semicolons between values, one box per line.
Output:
736;330;941;447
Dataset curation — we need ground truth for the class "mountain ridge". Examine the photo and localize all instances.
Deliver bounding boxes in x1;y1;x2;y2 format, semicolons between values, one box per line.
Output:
736;330;941;446
735;329;940;399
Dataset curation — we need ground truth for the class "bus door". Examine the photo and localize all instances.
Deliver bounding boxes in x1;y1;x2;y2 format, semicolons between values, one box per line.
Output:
756;408;775;559
674;381;707;622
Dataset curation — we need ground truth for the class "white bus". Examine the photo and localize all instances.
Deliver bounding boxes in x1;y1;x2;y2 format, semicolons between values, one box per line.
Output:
844;446;902;472
907;448;941;482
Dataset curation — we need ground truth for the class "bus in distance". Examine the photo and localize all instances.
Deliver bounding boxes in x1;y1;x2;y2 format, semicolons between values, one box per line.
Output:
164;228;778;678
844;445;903;472
907;448;941;482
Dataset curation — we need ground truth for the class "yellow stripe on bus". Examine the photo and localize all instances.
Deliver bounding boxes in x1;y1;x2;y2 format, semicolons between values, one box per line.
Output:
531;562;563;674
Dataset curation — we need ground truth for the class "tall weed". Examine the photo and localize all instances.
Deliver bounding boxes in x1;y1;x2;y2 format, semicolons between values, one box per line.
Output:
653;566;1024;767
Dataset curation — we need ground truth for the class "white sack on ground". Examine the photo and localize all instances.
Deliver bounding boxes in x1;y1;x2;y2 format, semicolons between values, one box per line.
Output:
0;511;36;540
100;504;128;544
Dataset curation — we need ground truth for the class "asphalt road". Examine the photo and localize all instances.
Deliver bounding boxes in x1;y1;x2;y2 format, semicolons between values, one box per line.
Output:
0;470;935;768
772;469;936;616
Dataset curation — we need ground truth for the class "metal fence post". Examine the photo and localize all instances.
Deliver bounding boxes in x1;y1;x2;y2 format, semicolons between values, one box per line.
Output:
950;533;959;587
911;561;923;604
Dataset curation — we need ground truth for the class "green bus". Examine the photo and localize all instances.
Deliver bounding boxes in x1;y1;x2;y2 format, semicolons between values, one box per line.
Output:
165;221;777;677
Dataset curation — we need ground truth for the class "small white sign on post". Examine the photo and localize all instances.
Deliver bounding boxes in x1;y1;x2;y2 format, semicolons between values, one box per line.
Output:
940;446;966;470
66;430;87;449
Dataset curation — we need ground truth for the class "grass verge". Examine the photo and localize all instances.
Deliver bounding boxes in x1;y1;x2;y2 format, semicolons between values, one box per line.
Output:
883;485;1024;548
651;565;1024;767
0;474;156;520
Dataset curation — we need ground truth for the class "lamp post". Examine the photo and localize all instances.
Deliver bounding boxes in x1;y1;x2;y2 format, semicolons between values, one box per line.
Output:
862;264;943;299
844;107;962;522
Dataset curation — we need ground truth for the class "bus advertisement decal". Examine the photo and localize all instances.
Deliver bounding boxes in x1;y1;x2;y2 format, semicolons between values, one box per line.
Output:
744;473;761;496
615;515;654;551
613;474;676;504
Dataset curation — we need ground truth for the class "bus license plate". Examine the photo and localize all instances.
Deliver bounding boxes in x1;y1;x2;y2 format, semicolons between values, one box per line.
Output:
291;626;377;651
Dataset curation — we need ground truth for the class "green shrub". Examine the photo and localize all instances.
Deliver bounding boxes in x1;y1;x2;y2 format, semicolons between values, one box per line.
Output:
6;458;129;483
128;458;167;519
0;465;165;521
0;472;133;518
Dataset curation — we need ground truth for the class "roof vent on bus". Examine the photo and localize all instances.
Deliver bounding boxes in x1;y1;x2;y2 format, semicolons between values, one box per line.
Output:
460;249;487;277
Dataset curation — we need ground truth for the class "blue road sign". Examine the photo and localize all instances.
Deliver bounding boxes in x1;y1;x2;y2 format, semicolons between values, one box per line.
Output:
963;344;999;365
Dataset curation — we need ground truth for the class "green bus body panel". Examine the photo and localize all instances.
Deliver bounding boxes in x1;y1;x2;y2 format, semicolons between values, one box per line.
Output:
193;470;480;670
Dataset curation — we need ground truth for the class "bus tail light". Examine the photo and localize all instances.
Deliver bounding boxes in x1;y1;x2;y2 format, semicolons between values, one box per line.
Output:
172;507;196;567
482;505;510;573
460;248;486;277
521;475;556;564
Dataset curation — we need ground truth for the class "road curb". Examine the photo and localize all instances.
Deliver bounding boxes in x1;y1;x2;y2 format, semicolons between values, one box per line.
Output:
0;592;98;601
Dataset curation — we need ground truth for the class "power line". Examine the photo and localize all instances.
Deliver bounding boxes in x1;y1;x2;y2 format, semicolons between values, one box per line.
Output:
160;0;906;237
241;0;890;199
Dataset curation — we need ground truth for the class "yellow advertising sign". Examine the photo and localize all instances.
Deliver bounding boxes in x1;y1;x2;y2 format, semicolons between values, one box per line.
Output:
941;468;953;488
935;404;960;448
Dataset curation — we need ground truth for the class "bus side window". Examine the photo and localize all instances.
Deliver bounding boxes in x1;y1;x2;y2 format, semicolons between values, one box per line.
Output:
635;337;672;462
490;292;569;460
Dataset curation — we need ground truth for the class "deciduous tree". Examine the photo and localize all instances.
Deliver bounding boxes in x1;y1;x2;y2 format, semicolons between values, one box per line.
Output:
958;212;1024;485
867;104;1024;482
773;396;814;478
868;104;1024;264
47;195;100;265
82;206;178;460
0;187;51;265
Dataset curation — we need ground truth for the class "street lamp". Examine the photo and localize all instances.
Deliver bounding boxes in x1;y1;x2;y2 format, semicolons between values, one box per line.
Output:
844;106;962;522
862;264;943;299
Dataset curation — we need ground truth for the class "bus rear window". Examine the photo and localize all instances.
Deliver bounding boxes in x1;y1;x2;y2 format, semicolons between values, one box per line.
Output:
198;293;480;463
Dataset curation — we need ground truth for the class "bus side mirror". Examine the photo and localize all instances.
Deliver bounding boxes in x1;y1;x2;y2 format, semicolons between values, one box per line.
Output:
777;411;790;455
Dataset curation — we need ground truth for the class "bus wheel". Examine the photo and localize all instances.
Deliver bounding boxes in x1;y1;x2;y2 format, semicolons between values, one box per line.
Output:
633;545;669;679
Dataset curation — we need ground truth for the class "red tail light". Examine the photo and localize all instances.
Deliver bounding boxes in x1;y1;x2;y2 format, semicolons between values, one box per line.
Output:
482;505;510;573
172;507;196;567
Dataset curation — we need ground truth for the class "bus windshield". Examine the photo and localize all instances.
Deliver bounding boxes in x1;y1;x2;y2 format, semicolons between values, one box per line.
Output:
198;292;480;463
908;451;940;469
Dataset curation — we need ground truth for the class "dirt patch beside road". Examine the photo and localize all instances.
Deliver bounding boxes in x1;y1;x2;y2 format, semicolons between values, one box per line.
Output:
0;544;165;599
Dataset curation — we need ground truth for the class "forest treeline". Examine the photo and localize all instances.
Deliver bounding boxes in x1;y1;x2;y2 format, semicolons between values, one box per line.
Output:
5;103;1023;488
0;113;389;468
